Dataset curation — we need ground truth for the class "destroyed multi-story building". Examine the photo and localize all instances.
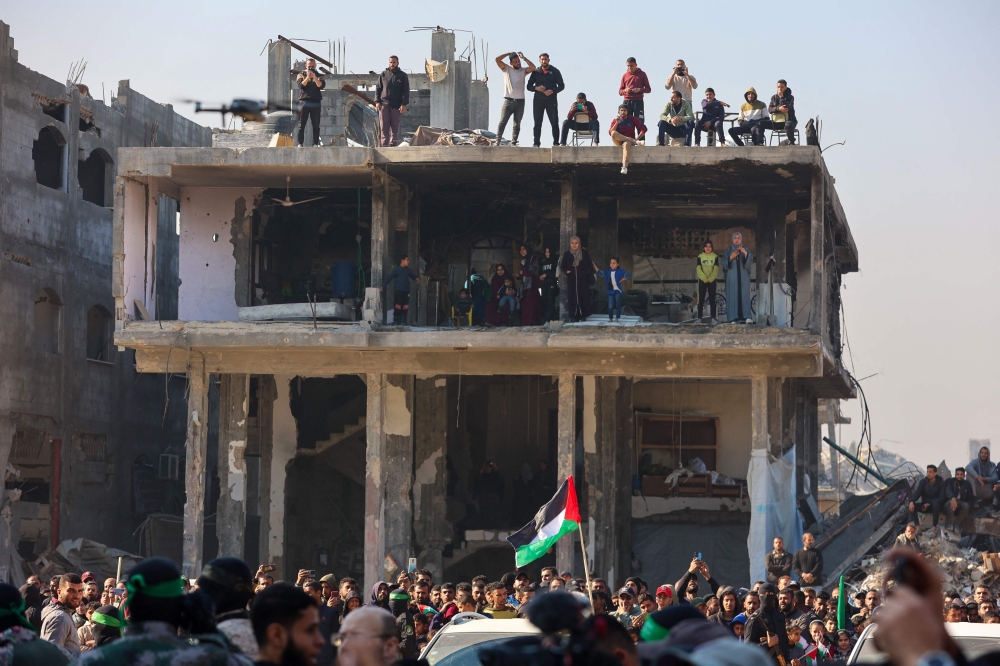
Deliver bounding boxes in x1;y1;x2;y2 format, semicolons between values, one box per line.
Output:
0;21;210;578
110;29;860;588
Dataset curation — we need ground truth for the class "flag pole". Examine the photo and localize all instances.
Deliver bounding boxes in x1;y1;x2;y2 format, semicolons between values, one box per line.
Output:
578;524;595;610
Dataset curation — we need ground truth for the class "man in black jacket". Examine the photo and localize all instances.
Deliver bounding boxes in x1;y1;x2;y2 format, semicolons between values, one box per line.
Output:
526;53;565;147
375;56;410;147
792;532;823;585
765;537;792;584
909;464;946;534
745;583;790;665
296;59;325;146
759;79;797;145
944;466;975;532
674;557;720;602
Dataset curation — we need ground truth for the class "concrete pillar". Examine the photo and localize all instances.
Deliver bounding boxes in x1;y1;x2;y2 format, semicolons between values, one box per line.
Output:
756;199;786;325
430;30;456;130
216;374;249;558
588;197;618;271
182;359;209;580
453;60;471;131
255;376;277;567
364;374;414;592
751;376;769;453
413;376;450;578
470;80;490;130
268;40;293;109
267;375;298;579
809;172;826;335
407;189;422;325
559;177;577;322
556;373;576;573
584;376;634;585
766;378;784;458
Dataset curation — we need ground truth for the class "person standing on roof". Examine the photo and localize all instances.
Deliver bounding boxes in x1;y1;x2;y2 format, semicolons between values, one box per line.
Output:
296;59;325;147
375;56;409;147
665;59;698;145
619;57;652;122
495;51;536;146
527;53;565;147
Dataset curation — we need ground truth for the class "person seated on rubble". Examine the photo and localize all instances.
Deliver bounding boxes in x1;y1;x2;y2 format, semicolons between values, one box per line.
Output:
893;523;923;554
760;79;797;145
728;88;769;146
657;90;694;146
560;93;600;146
380;255;420;325
944;466;975;532
792;532;823;586
966;445;999;508
694;88;730;146
454;289;474;326
909;464;946;536
766;536;793;584
609;105;647;175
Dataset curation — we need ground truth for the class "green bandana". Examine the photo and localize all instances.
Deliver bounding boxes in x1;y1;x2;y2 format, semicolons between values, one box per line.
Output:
639;616;669;642
91;611;124;635
0;598;33;632
389;591;410;601
121;574;186;620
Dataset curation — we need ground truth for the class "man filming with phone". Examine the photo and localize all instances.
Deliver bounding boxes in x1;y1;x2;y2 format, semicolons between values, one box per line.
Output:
296;58;325;146
665;59;697;145
674;554;720;602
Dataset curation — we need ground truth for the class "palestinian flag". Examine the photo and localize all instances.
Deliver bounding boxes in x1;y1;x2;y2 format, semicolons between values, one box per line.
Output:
506;476;581;567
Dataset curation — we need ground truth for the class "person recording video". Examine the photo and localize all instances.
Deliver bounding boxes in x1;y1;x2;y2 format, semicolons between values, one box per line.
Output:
296;58;325;146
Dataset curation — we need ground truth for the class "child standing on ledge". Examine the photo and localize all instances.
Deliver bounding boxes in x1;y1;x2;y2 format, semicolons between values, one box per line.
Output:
597;257;632;323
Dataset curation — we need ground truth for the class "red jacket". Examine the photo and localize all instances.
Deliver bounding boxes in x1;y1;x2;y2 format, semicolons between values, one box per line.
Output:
609;116;647;139
619;68;651;100
565;101;598;120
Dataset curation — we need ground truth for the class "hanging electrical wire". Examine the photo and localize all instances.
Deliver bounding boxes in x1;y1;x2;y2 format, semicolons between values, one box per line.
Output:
842;369;880;490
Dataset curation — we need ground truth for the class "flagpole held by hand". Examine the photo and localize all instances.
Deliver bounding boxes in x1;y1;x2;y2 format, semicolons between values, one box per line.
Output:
578;524;595;611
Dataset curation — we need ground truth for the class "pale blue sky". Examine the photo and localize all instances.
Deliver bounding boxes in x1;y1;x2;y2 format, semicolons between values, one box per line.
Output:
6;1;999;469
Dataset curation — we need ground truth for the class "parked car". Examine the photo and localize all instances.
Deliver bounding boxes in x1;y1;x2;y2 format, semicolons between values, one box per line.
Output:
848;622;1000;664
420;614;541;666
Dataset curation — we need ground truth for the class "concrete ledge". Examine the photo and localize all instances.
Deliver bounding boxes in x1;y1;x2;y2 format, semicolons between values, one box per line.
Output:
632;495;751;518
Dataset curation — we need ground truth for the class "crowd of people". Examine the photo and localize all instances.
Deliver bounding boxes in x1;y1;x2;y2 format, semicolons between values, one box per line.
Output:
443;232;755;326
0;525;994;666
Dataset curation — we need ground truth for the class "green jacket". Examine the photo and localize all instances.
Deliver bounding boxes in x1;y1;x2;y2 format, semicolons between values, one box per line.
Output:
72;621;252;666
659;99;694;125
697;252;719;283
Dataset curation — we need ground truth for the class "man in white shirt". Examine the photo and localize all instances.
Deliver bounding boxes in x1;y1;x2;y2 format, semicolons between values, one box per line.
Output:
665;59;698;145
494;51;536;146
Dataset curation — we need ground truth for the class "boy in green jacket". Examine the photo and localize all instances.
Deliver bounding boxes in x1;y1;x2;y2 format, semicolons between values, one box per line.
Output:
696;240;719;322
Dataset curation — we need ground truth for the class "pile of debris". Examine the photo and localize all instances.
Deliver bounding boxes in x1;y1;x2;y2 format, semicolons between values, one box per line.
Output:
402;126;505;147
28;538;142;582
854;528;1000;596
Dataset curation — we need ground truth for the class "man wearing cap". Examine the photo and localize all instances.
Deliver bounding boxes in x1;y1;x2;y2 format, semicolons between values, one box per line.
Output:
610;587;642;628
654;585;673;610
304;581;337;666
196;557;258;659
744;583;789;665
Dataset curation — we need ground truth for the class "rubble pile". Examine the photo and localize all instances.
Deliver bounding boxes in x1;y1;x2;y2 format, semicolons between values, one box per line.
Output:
855;529;1000;595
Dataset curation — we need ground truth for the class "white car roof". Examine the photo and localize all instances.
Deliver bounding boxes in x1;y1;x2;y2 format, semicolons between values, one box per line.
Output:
433;618;540;634
943;622;1000;638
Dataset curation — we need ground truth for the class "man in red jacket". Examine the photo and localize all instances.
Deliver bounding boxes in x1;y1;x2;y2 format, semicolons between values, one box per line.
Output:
609;105;647;174
618;57;652;123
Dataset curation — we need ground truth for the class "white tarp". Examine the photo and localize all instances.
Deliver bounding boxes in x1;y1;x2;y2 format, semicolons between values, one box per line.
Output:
747;447;802;584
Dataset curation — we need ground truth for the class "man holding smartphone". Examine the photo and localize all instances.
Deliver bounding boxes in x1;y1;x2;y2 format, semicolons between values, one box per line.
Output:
665;59;698;145
296;58;325;147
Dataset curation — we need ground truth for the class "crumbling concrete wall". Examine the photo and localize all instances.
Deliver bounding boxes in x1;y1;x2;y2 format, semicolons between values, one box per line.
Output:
0;20;211;569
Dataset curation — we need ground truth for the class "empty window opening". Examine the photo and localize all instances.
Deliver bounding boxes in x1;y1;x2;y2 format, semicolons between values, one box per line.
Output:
32;127;65;190
78;434;107;462
39;101;66;122
79;116;101;136
78;150;111;206
34;288;63;354
86;304;113;361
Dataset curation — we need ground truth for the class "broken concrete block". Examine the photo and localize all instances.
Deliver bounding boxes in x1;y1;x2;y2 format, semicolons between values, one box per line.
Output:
465;530;484;541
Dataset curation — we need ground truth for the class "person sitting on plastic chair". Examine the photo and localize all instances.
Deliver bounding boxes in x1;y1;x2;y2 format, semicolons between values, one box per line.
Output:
559;93;600;146
452;289;474;327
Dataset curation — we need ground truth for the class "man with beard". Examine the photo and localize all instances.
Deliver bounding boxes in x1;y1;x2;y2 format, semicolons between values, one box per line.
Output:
674;556;721;602
368;582;390;610
336;607;399;666
744;583;789;665
41;572;83;655
968;446;999;508
777;589;806;625
304;582;337;666
765;537;792;584
0;582;70;665
251;584;324;666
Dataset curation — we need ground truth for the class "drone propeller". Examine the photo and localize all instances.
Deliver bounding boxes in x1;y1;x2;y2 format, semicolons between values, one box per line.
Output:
268;176;326;207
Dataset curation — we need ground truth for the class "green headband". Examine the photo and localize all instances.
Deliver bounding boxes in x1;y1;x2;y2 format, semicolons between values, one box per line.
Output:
121;574;186;620
639;616;670;642
91;611;124;635
0;597;34;632
389;591;410;601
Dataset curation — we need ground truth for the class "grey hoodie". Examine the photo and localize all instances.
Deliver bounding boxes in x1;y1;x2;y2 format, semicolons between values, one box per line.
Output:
41;602;81;655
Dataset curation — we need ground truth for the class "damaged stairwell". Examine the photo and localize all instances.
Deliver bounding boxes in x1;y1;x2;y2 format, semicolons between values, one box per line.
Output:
296;393;367;485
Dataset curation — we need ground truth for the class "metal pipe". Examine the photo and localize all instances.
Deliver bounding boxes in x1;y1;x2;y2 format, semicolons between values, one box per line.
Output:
822;436;890;486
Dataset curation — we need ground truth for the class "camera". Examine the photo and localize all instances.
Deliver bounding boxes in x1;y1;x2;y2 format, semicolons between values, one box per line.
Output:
676;66;686;75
